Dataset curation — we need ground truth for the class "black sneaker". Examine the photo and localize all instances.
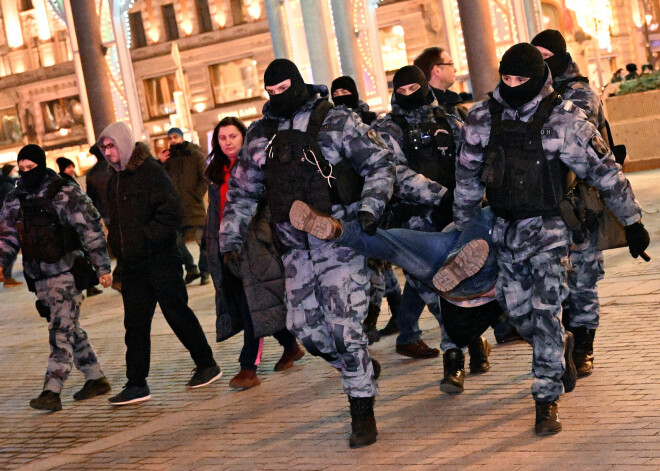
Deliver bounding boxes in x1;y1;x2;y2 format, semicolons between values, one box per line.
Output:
186;364;222;389
108;384;151;405
30;390;62;411
185;267;201;284
73;376;112;401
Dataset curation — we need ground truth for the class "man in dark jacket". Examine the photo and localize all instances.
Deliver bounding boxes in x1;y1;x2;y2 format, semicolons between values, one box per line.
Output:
158;128;209;285
0;163;22;287
99;122;221;405
56;157;78;187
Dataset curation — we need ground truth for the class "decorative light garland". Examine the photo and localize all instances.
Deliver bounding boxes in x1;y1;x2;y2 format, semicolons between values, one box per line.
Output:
565;0;613;50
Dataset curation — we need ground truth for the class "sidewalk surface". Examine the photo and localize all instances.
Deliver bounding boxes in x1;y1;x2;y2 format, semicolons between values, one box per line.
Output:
1;170;659;471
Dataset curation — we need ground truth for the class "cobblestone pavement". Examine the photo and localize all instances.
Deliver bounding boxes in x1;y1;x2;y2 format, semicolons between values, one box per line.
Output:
1;170;659;471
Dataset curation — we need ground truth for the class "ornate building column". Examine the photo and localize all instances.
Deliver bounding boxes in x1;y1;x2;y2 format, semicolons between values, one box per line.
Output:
264;0;288;58
456;0;500;100
299;0;334;87
330;0;365;97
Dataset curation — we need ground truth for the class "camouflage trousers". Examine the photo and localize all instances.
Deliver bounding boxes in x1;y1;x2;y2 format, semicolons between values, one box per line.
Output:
495;245;569;403
403;274;460;352
35;272;104;394
567;229;604;330
368;261;401;307
282;239;377;398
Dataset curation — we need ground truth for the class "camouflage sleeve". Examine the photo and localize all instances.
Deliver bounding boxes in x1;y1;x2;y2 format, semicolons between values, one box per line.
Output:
335;110;395;219
219;123;266;252
0;194;21;271
373;117;447;206
560;108;642;226
453;104;489;231
57;185;111;275
563;85;605;129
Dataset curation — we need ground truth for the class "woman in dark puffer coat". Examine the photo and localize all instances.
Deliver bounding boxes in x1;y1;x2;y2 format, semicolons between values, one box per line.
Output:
205;117;305;389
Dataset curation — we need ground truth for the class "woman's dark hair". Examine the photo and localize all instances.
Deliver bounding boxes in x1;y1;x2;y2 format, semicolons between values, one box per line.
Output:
205;116;247;185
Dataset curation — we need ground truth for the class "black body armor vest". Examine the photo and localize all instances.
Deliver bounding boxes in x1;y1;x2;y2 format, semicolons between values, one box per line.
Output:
482;92;572;221
391;109;456;191
16;177;81;263
263;100;363;223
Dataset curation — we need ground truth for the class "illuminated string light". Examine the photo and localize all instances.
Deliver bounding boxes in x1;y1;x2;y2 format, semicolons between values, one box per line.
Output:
565;0;613;50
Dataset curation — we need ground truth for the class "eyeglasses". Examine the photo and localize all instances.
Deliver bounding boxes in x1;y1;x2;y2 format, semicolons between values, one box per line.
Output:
435;62;454;67
99;142;115;151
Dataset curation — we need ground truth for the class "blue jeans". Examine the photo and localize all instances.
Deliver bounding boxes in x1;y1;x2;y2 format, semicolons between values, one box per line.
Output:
336;207;498;300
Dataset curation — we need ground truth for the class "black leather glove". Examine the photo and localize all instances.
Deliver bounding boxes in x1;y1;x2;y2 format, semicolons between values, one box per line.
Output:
358;211;378;236
222;251;243;279
624;221;650;259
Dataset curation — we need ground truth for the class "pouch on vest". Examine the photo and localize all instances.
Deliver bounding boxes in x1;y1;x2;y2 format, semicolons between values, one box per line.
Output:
573;181;626;250
481;145;506;188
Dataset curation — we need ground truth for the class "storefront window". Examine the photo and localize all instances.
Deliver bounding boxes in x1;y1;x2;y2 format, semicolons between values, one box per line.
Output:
144;73;179;118
41;96;84;133
0;107;22;146
379;25;407;72
209;57;259;105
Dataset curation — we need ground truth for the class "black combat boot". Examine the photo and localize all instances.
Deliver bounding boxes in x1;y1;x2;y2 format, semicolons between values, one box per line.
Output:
348;396;378;448
468;336;491;374
561;331;577;393
30;390;62;411
440;349;465;394
379;290;401;337
363;304;381;345
570;326;596;377
535;400;562;435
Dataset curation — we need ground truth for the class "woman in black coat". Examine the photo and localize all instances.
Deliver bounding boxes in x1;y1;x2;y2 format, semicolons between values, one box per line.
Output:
205;117;305;389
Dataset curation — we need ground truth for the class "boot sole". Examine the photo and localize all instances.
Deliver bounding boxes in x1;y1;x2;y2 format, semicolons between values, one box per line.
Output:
535;424;562;435
440;382;464;394
229;379;261;389
562;333;577;393
289;201;338;240
349;435;377;449
395;348;440;359
108;394;151;406
186;370;223;389
433;239;489;292
73;385;112;401
274;350;306;372
29;401;62;411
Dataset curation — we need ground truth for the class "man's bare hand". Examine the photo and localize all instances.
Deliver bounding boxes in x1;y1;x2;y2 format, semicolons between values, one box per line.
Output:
0;266;4;283
99;274;112;288
158;148;171;163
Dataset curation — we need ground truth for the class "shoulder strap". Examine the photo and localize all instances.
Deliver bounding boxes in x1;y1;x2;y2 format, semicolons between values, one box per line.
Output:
306;99;333;138
488;95;505;146
389;113;408;134
530;92;561;135
555;76;590;95
263;119;279;141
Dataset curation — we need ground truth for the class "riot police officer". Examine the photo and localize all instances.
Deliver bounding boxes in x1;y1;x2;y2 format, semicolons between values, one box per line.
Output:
454;43;649;435
0;144;112;411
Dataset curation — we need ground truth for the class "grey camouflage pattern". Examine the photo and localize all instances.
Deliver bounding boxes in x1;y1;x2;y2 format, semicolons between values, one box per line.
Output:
282;238;377;397
567;230;604;329
554;62;606;129
36;272;104;393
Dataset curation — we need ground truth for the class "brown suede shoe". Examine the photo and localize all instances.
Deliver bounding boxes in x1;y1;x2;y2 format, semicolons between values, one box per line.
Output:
3;277;23;287
229;369;261;389
289;200;343;240
432;239;489;293
395;340;440;359
274;344;305;371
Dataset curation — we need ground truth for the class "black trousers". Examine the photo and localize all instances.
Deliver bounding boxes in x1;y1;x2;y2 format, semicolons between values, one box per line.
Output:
121;252;216;386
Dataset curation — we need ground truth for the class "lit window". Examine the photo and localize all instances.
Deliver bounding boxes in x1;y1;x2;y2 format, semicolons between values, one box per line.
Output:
0;107;22;146
379;25;408;72
41;96;84;133
144;74;180;118
209;58;259;105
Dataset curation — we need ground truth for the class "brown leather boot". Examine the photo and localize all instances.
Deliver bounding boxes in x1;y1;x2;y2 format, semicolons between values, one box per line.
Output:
289;200;343;240
348;396;377;448
440;349;465;394
468;336;491;374
274;343;305;371
229;369;261;389
535;401;562;435
395;340;439;359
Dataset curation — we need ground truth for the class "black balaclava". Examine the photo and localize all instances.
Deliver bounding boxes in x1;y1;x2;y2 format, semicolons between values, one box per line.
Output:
498;43;547;109
331;76;359;109
531;29;570;79
264;59;309;119
393;65;430;111
17;144;48;192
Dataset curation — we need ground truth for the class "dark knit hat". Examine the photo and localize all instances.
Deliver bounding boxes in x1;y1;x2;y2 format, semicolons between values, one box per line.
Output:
413;47;444;80
2;163;15;175
331;76;358;98
89;143;103;160
264;59;304;87
17;144;47;168
531;29;567;56
167;127;184;137
56;157;75;173
499;43;546;78
626;63;638;73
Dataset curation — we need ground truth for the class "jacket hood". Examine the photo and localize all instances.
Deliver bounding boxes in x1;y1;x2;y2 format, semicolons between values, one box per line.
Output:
492;65;554;117
98;122;136;171
107;142;153;173
262;84;329;120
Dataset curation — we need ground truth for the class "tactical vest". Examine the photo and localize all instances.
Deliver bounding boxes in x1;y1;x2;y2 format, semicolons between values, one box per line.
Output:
482;92;573;221
357;109;377;126
391;108;456;191
16;177;81;263
262;100;363;224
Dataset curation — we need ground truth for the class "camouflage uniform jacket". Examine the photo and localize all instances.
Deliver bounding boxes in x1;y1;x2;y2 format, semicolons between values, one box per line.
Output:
372;94;462;208
454;73;642;263
555;61;606;129
219;84;395;252
0;169;111;280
